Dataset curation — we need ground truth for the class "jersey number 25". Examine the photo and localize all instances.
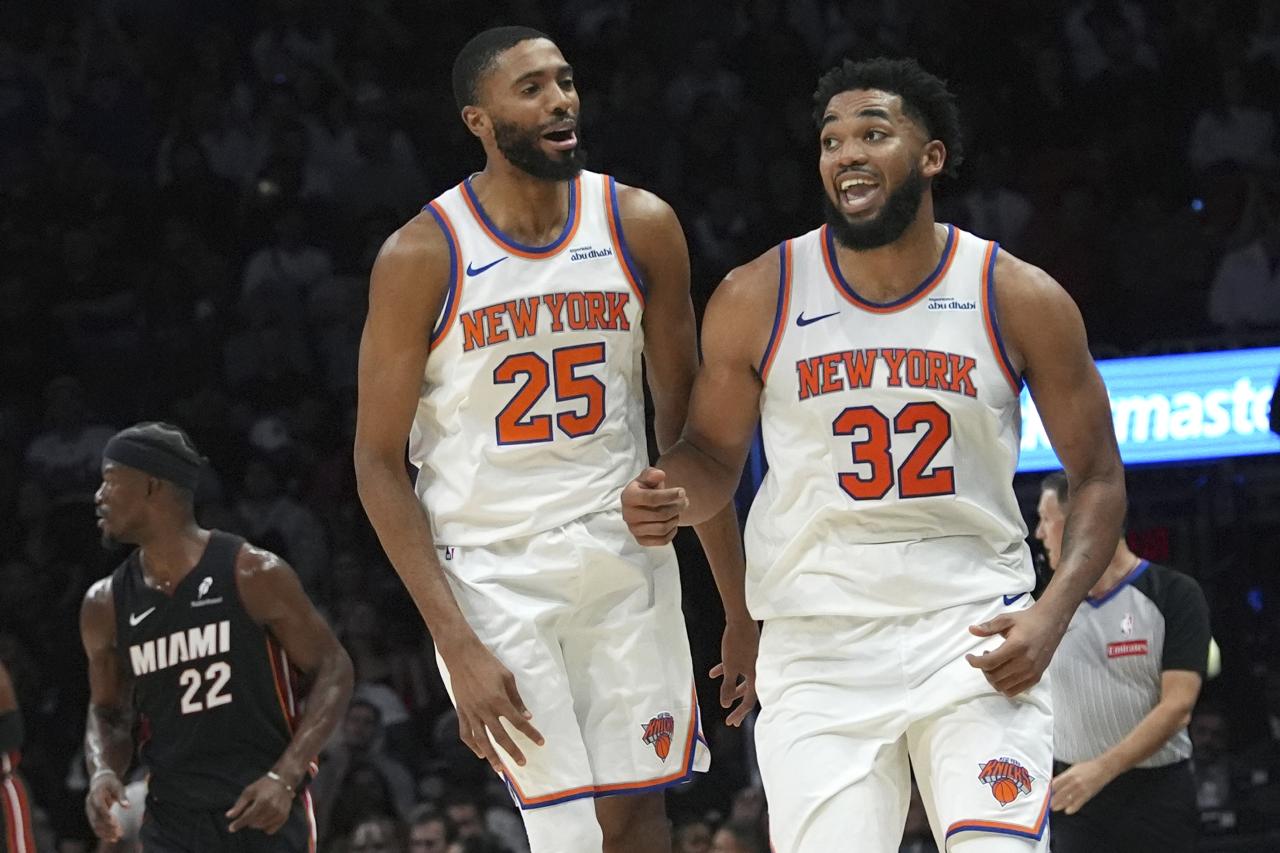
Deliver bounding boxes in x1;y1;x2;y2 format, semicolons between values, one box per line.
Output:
493;342;606;445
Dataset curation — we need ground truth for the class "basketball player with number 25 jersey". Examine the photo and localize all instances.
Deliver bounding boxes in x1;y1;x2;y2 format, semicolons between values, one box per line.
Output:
623;59;1126;852
355;27;746;853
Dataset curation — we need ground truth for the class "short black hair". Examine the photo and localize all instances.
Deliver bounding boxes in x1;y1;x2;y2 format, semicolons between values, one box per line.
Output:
1041;470;1070;505
452;26;552;112
812;57;964;178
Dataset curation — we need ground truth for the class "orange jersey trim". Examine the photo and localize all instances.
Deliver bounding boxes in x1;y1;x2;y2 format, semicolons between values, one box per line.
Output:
427;201;464;352
603;176;647;308
758;241;793;381
823;224;958;314
460;176;583;260
979;241;1022;393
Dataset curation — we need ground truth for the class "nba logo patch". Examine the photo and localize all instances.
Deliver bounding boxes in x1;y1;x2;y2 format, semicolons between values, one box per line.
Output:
444;546;455;561
977;757;1033;806
641;713;675;762
1121;612;1134;636
198;576;213;599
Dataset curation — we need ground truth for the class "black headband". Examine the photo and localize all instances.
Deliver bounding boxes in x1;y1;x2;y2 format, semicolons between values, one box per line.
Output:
103;434;203;492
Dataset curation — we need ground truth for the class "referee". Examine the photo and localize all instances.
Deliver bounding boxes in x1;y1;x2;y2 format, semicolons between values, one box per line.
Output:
1036;471;1210;853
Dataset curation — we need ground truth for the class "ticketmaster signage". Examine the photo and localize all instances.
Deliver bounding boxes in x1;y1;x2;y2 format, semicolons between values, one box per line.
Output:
1018;347;1280;472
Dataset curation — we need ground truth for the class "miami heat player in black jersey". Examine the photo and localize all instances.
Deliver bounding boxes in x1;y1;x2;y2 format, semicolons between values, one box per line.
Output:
80;423;352;852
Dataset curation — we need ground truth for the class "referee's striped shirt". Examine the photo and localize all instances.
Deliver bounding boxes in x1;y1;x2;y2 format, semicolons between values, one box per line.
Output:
1049;560;1210;768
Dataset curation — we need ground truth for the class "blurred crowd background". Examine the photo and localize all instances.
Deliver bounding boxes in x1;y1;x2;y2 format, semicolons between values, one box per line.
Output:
1;0;1279;850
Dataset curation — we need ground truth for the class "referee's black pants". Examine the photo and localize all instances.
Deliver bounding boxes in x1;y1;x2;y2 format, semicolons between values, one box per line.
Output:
1050;759;1197;853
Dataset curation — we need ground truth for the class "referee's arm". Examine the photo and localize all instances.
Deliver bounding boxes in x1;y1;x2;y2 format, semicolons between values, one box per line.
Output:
1052;574;1211;814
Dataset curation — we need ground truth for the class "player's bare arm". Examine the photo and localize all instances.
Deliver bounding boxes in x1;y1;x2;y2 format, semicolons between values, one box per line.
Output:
622;247;778;535
966;253;1126;697
226;546;353;834
1052;669;1201;814
617;184;757;724
80;578;135;842
354;212;543;772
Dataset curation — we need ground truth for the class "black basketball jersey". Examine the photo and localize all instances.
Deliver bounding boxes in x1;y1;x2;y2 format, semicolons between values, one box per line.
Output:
111;531;301;809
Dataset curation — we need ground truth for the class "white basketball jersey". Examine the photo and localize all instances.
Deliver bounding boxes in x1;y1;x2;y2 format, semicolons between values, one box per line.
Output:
411;171;649;546
744;224;1034;619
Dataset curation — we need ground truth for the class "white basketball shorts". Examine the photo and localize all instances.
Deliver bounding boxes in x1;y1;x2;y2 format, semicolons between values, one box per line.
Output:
755;594;1053;852
435;509;710;811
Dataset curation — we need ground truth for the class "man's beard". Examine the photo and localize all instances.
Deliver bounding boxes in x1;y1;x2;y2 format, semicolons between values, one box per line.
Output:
494;118;586;181
824;165;926;250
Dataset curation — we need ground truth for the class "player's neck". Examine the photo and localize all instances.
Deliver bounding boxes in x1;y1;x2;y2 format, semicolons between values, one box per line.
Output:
1089;543;1143;599
470;164;573;246
830;209;945;304
137;521;210;593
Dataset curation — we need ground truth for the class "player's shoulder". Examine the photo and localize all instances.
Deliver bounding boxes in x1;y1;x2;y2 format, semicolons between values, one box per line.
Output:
609;178;673;219
82;575;116;609
80;576;117;642
375;207;453;271
233;542;293;585
991;246;1068;305
367;206;456;321
713;243;786;313
610;178;682;242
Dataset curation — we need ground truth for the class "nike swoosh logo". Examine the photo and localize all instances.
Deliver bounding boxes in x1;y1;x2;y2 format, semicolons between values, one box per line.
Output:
796;310;839;327
1003;593;1027;606
465;257;508;277
129;606;157;626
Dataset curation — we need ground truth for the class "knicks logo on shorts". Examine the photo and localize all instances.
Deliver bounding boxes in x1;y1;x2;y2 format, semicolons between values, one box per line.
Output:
641;713;675;762
977;756;1034;806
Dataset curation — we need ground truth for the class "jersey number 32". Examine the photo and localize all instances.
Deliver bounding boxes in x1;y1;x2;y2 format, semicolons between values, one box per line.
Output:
833;401;955;500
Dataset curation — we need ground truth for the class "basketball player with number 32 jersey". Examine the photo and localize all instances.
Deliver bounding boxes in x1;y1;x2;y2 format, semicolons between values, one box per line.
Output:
356;27;746;853
622;58;1126;852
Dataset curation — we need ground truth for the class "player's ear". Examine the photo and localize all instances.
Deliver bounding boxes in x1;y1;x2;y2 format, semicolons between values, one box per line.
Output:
461;105;489;140
920;140;946;179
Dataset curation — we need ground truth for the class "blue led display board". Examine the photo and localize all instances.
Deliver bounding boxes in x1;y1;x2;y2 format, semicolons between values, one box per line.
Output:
1018;347;1280;472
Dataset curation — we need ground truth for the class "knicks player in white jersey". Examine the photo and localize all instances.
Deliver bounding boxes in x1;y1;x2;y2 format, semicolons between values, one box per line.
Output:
354;27;750;853
622;58;1127;852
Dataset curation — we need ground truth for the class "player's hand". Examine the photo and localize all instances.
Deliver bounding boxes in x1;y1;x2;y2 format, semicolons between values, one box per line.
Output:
445;638;545;774
226;773;295;834
622;467;688;546
710;619;759;726
1051;758;1115;814
965;605;1065;697
85;771;129;841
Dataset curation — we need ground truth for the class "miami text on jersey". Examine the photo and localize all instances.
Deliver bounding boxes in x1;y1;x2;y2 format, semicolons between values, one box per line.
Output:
129;621;231;675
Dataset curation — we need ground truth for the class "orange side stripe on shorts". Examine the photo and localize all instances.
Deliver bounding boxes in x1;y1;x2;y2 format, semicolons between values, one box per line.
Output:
505;684;702;807
945;788;1051;841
